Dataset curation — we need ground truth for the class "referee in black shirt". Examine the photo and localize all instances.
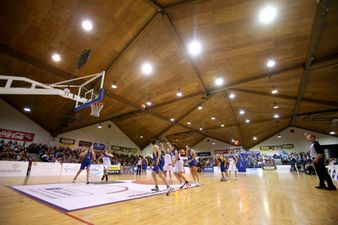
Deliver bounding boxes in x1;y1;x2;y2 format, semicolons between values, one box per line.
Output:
306;134;336;191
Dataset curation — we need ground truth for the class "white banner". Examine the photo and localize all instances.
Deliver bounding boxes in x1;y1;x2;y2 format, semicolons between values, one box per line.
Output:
327;165;338;181
60;163;103;177
0;161;28;177
30;162;62;177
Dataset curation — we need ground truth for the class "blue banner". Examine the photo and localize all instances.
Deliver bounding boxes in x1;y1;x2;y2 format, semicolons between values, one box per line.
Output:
93;143;105;150
237;159;246;172
203;167;214;172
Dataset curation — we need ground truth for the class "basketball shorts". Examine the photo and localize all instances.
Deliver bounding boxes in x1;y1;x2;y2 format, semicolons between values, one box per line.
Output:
163;164;172;172
152;162;164;174
228;164;237;172
220;166;227;172
174;160;184;173
188;159;197;168
142;165;147;170
103;163;111;169
80;160;91;170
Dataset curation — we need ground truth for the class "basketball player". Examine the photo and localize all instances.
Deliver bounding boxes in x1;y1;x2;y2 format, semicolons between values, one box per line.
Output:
216;154;227;182
136;156;142;176
163;147;173;183
150;140;173;194
98;149;114;182
228;156;238;180
168;142;190;188
73;146;97;184
186;145;199;185
141;156;148;176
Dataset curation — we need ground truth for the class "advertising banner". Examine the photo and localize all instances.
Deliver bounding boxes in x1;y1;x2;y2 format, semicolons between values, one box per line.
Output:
0;128;35;142
260;144;294;151
0;161;29;177
203;167;214;172
108;165;121;175
111;145;138;154
79;141;92;147
30;162;62;176
59;138;76;147
93;143;105;150
197;152;211;157
215;147;242;155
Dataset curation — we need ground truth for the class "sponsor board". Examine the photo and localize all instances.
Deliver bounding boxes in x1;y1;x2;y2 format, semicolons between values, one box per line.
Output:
197;152;211;157
59;138;76;147
203;167;214;172
79;141;92;147
30;162;62;177
215;147;242;155
111;145;138;154
0;161;28;177
108;165;121;175
93;143;105;150
61;163;103;176
0;128;35;142
12;180;199;211
260;144;294;151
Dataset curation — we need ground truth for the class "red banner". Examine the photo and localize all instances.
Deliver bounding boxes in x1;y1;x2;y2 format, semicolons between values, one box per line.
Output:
0;128;35;142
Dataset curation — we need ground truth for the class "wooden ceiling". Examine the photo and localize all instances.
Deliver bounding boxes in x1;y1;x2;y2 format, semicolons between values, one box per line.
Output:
0;0;337;149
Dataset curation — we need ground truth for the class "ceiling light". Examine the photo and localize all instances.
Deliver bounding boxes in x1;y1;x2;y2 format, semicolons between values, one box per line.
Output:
97;124;102;129
199;127;203;131
176;89;183;97
274;114;280;119
188;40;201;56
187;121;191;125
146;99;152;106
211;116;216;120
198;105;203;110
329;131;336;135
253;136;257;140
229;93;236;99
277;133;282;138
82;20;93;31
140;135;144;139
23;107;31;112
231;139;235;143
273;102;279;109
266;59;276;68
258;6;277;24
212;142;216;145
215;76;224;86
239;109;245;115
111;81;117;89
245;119;250;123
220;123;225;127
170;117;175;122
271;87;278;94
51;53;61;62
141;62;153;75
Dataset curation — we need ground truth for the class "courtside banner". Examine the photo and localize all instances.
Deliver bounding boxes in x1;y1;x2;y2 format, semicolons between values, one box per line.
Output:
30;162;62;176
79;141;92;147
60;163;103;176
59;138;76;147
108;165;121;175
0;161;28;177
0;128;35;142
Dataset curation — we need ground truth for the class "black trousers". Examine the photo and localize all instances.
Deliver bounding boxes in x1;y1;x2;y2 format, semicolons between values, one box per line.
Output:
136;165;142;175
314;161;336;188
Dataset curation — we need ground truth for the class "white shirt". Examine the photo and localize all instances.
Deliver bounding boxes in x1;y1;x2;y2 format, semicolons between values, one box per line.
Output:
309;143;317;158
164;153;173;165
102;156;111;165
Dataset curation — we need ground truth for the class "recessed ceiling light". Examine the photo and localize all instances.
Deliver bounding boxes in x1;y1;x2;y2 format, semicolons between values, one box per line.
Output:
229;93;236;99
141;62;153;75
329;131;336;135
231;139;235;143
199;127;203;131
188;40;201;56
170;117;175;122
271;87;278;94
97;124;102;129
82;19;93;31
220;123;225;127
176;89;183;97
266;59;276;68
274;113;280;119
245;119;250;123
215;76;224;86
273;102;279;109
211;116;216;120
111;81;117;89
253;136;257;140
187;121;191;125
52;53;61;62
198;105;203;110
146;99;152;106
212;142;216;145
277;133;282;138
23;107;31;112
140;135;144;139
258;6;277;24
239;109;245;115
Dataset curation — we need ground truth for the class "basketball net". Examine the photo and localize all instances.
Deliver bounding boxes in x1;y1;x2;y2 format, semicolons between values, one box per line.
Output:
90;102;104;117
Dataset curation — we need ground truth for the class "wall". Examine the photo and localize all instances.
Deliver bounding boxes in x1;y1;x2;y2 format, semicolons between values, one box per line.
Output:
0;99;52;144
57;121;140;154
250;127;338;154
193;138;234;156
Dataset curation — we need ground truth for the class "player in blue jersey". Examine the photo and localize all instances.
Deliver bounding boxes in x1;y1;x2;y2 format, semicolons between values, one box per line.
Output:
73;146;97;184
150;140;173;194
216;154;228;182
186;144;199;185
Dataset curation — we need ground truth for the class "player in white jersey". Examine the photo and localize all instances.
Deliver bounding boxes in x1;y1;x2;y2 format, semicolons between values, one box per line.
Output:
98;149;114;182
163;148;173;182
228;156;238;180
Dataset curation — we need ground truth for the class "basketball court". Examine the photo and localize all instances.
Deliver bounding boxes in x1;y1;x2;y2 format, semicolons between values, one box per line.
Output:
0;0;338;225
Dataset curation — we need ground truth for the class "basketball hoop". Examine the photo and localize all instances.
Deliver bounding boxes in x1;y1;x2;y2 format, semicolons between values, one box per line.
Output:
90;102;104;117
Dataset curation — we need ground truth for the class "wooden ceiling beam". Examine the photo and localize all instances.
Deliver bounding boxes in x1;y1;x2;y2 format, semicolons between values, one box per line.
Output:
163;13;208;96
296;108;338;117
291;0;331;126
105;12;161;72
143;0;163;10
164;0;207;11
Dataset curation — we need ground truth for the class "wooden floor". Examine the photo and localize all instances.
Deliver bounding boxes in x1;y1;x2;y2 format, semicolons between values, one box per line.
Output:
0;172;337;225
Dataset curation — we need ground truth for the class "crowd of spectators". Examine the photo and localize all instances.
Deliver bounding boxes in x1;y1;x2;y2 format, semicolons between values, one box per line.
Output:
0;140;153;166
